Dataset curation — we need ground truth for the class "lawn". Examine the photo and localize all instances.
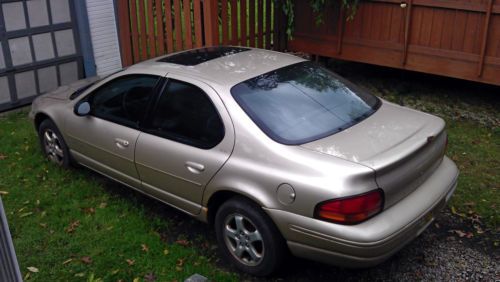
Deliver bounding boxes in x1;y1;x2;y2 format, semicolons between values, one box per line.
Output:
0;61;498;281
0;111;237;281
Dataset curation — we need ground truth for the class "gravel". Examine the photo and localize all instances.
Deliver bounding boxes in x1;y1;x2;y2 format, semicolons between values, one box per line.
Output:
234;212;500;281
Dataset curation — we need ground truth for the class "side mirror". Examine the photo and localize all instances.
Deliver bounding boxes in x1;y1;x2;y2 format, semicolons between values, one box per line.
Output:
75;101;91;116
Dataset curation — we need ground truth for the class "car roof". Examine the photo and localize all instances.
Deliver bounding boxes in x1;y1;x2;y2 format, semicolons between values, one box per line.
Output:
127;47;306;87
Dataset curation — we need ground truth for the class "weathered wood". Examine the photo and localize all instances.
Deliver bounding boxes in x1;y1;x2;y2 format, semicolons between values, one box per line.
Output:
289;0;500;86
138;0;148;60
221;0;229;45
117;0;133;66
173;0;183;51
183;0;193;49
155;0;165;55
477;0;494;77
147;0;156;57
130;0;140;62
165;0;174;53
193;0;203;48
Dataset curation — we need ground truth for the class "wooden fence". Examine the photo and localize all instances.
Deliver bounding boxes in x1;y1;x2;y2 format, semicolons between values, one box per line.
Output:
117;0;287;67
289;0;500;86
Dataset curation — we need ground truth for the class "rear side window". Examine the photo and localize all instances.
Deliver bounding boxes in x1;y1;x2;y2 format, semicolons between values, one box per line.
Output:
231;62;379;145
148;79;224;149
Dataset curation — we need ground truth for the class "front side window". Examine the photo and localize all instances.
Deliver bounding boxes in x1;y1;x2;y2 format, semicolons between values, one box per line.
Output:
148;79;224;149
88;75;159;128
231;62;380;144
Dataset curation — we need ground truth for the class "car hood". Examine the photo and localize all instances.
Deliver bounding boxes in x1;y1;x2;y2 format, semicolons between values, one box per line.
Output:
301;100;447;208
42;77;100;100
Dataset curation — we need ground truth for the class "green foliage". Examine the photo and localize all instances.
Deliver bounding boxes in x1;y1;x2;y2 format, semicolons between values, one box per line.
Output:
281;0;361;39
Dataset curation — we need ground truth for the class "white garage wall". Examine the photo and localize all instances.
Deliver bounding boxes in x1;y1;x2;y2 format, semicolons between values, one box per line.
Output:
85;0;122;76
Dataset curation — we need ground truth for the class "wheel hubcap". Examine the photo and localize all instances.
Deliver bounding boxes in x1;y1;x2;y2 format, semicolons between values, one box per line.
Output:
223;214;264;266
43;129;64;165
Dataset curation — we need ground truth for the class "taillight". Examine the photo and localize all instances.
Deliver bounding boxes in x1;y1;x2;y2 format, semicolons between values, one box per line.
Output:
314;189;384;225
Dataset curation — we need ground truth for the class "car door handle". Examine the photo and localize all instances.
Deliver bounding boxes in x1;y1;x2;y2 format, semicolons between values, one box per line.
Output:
185;161;205;174
115;138;129;148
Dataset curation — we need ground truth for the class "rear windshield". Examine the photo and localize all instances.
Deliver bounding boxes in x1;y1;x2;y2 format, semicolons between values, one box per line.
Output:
231;62;380;145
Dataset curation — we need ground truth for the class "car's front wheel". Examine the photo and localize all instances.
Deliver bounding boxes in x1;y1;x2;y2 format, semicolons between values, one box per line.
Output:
215;196;286;276
38;119;70;168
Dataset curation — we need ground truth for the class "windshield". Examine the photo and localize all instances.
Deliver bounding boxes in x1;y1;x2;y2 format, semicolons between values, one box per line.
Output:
231;62;380;145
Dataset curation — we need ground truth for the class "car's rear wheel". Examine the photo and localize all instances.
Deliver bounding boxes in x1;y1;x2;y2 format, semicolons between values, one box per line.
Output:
38;119;70;168
215;196;286;276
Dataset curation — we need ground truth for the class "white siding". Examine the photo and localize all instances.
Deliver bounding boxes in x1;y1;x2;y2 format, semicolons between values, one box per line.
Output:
85;0;122;76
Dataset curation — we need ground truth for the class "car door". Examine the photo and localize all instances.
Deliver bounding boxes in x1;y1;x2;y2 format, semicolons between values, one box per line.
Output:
135;74;234;215
65;74;160;187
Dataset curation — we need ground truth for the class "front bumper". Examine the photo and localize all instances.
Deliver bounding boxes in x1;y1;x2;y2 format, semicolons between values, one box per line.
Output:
264;156;459;268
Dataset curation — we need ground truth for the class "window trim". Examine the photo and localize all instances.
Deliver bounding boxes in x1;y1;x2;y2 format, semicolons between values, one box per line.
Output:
77;73;164;130
142;78;226;150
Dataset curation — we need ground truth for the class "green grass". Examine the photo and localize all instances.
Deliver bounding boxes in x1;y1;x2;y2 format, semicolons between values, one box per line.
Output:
0;111;237;281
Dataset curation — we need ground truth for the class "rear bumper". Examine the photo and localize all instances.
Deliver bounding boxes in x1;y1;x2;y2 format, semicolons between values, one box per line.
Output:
264;156;459;268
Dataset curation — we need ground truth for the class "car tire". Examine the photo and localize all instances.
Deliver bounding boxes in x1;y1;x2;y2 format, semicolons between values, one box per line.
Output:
215;196;286;276
38;119;71;168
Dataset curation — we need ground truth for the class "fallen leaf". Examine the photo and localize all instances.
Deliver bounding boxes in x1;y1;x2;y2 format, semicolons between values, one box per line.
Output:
133;278;140;282
126;259;135;266
111;269;119;275
19;212;33;218
83;207;96;215
450;229;473;238
163;248;169;255
175;239;189;246
0;191;9;195
0;154;7;160
144;272;157;282
99;202;107;209
66;220;80;233
62;258;73;265
176;258;185;267
141;243;149;252
27;266;39;273
74;273;85;277
81;256;92;264
39;223;47;228
175;266;183;272
24;272;30;281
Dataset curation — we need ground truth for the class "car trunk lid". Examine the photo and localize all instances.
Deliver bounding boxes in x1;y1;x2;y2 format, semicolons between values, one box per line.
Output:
301;101;447;208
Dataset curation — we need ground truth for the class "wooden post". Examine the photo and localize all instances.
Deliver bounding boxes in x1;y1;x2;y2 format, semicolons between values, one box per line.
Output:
402;0;413;66
117;0;133;66
477;0;493;77
203;0;219;47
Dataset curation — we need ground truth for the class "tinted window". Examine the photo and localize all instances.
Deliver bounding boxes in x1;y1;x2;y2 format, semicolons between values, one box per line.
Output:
88;75;158;128
231;62;380;145
148;80;224;149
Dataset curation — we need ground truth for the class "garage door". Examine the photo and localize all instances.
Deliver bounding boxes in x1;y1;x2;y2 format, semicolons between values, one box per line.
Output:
0;0;83;112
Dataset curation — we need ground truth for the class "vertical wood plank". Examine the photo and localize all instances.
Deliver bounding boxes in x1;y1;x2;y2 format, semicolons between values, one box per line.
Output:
257;0;263;48
240;0;247;46
337;7;345;55
155;0;165;55
231;0;238;45
183;0;193;49
265;0;271;49
249;0;256;47
273;0;280;50
147;0;156;57
138;0;148;60
402;0;413;65
477;0;493;76
165;0;174;53
203;0;219;46
117;0;133;66
193;0;203;48
173;0;183;50
130;0;140;62
221;0;229;45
